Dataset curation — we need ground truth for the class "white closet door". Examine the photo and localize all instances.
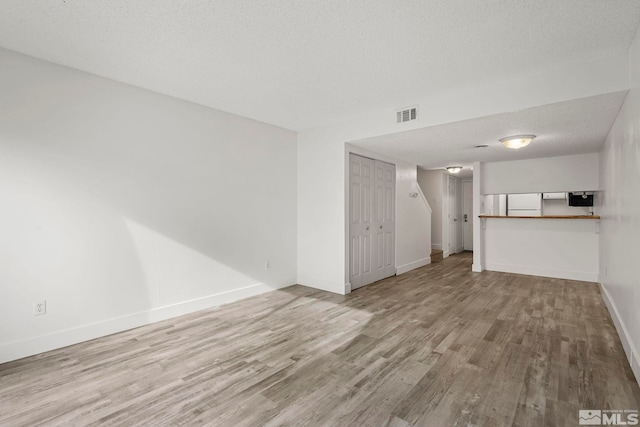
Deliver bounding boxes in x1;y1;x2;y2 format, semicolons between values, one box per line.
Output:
373;160;396;281
350;154;396;290
349;154;375;289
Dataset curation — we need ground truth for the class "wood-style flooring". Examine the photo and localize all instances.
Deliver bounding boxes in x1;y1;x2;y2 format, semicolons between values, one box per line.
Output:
1;253;639;426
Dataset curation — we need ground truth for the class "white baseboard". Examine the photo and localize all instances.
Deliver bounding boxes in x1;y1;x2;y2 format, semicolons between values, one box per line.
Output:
396;257;431;275
345;283;352;294
0;282;285;364
432;244;443;251
443;250;450;258
601;285;640;385
297;274;345;295
472;263;483;273
484;262;598;282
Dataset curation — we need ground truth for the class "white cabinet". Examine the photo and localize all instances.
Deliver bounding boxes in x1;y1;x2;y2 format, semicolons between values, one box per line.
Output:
507;193;542;216
507;193;542;210
543;192;567;200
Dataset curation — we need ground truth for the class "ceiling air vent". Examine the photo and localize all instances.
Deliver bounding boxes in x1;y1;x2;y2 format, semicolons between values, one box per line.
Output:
396;106;418;123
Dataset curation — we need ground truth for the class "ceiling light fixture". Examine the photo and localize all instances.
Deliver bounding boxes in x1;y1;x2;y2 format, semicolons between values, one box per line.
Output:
500;134;536;149
446;166;462;174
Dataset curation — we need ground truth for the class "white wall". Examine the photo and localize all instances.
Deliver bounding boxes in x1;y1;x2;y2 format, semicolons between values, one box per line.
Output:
599;24;640;382
417;169;444;250
298;53;626;293
0;49;297;363
472;162;484;272
395;164;432;275
483;218;599;282
483;153;600;195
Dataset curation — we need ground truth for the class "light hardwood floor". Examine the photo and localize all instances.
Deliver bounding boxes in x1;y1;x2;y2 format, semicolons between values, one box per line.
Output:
1;253;639;426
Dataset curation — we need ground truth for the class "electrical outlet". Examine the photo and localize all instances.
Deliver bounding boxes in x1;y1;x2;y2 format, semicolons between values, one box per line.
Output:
265;261;270;270
34;300;46;316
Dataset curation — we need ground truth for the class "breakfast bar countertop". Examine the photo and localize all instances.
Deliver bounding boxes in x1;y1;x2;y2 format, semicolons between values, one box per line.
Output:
478;215;600;220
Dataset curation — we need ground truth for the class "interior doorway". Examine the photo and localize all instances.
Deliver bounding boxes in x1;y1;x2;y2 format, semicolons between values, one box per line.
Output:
447;175;457;256
462;180;473;251
349;153;396;290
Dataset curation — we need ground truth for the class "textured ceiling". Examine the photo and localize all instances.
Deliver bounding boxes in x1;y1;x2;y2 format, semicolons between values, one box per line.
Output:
350;92;627;172
0;1;639;131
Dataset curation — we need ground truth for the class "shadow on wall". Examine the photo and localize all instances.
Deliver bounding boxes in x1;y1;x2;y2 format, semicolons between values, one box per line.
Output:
123;217;266;308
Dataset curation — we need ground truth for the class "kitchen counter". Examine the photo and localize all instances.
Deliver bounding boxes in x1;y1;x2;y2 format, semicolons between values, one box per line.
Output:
479;215;599;220
480;215;599;282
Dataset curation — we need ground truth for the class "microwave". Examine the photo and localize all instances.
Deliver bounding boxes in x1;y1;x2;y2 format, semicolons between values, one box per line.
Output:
568;192;594;207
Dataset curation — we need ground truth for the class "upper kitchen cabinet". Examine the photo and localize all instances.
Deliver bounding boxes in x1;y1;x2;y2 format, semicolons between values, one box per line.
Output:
483;153;600;195
543;192;567;200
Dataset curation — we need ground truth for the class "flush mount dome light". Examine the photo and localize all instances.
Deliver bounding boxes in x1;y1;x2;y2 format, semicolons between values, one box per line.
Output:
446;166;462;174
500;134;536;149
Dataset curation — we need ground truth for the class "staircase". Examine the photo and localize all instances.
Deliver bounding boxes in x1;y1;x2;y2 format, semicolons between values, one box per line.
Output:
431;249;443;263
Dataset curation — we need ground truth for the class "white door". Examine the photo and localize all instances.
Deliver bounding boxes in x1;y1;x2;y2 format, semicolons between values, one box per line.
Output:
349;154;375;289
373;160;396;281
462;180;473;251
349;154;396;290
448;176;457;255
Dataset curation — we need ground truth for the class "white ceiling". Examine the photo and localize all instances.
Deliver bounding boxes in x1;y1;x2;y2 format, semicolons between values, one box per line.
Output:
0;1;639;131
350;92;628;173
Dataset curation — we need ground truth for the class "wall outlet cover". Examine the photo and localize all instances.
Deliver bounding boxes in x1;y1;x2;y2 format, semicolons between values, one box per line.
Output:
34;300;46;316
